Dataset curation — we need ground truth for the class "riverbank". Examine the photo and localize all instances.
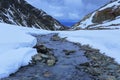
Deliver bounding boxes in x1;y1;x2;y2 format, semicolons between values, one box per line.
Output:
2;33;120;80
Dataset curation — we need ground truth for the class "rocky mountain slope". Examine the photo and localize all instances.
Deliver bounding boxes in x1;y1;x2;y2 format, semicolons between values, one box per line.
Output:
72;0;120;30
0;0;66;30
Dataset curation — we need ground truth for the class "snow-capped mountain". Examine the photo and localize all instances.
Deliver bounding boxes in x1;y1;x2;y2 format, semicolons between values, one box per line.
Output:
0;0;66;30
72;0;120;30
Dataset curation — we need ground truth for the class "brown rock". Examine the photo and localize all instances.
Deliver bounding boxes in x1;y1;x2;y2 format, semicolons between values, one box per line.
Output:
43;71;52;77
92;6;120;23
63;49;76;55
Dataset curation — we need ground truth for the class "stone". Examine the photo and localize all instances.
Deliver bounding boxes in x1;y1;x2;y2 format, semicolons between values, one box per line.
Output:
63;49;76;55
34;45;48;53
80;62;90;67
107;64;118;70
41;54;49;58
87;67;102;76
99;75;116;80
92;6;120;23
47;59;56;66
50;33;61;41
32;54;42;61
43;71;52;77
117;77;120;80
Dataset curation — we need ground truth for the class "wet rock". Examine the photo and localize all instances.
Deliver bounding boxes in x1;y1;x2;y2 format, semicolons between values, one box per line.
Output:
32;44;57;66
79;62;90;67
81;45;100;53
41;54;49;58
50;33;67;42
43;71;52;77
32;53;42;61
47;59;56;66
32;52;56;66
50;33;61;41
3;33;120;80
73;42;82;47
117;77;120;80
87;67;102;76
63;49;76;55
78;44;120;80
34;44;51;53
107;64;119;70
90;61;100;67
99;75;116;80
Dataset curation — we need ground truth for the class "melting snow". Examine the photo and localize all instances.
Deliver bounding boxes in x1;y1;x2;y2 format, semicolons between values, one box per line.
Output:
0;23;37;78
58;30;120;63
0;23;120;79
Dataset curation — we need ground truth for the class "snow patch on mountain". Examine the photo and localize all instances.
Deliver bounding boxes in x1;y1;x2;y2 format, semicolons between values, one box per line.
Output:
91;18;120;29
100;0;120;10
76;12;96;28
73;0;120;29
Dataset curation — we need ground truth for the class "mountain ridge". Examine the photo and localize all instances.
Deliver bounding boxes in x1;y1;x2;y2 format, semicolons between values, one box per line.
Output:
0;0;67;30
72;0;120;30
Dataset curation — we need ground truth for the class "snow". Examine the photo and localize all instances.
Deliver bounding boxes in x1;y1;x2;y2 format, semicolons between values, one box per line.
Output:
100;0;120;10
54;24;61;29
0;48;36;78
76;12;95;29
0;22;120;79
0;23;37;78
6;9;16;25
74;0;120;29
57;30;120;63
26;26;120;64
89;18;120;29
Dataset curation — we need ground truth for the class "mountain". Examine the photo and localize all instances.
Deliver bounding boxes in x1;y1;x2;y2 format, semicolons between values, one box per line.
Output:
72;0;120;30
0;0;66;30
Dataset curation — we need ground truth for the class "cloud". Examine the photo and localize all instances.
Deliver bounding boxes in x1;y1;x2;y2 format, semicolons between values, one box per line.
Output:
26;0;111;21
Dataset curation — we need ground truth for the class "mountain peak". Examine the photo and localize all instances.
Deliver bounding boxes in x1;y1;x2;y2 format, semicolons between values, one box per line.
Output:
0;0;66;30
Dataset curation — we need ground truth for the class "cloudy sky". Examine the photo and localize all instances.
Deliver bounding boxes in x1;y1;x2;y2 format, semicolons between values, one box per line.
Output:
26;0;111;25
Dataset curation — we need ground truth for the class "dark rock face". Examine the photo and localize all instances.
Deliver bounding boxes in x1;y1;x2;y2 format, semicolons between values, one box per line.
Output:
92;6;120;23
72;0;120;30
0;0;66;30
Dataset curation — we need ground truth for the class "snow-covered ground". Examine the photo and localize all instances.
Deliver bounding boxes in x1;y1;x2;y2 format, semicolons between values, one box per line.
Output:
58;30;120;63
73;0;120;29
0;23;38;78
0;23;120;78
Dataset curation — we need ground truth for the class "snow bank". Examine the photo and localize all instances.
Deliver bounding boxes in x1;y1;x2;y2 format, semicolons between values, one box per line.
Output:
22;26;120;64
0;48;36;78
58;30;120;63
0;23;37;78
0;22;120;79
26;28;120;64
